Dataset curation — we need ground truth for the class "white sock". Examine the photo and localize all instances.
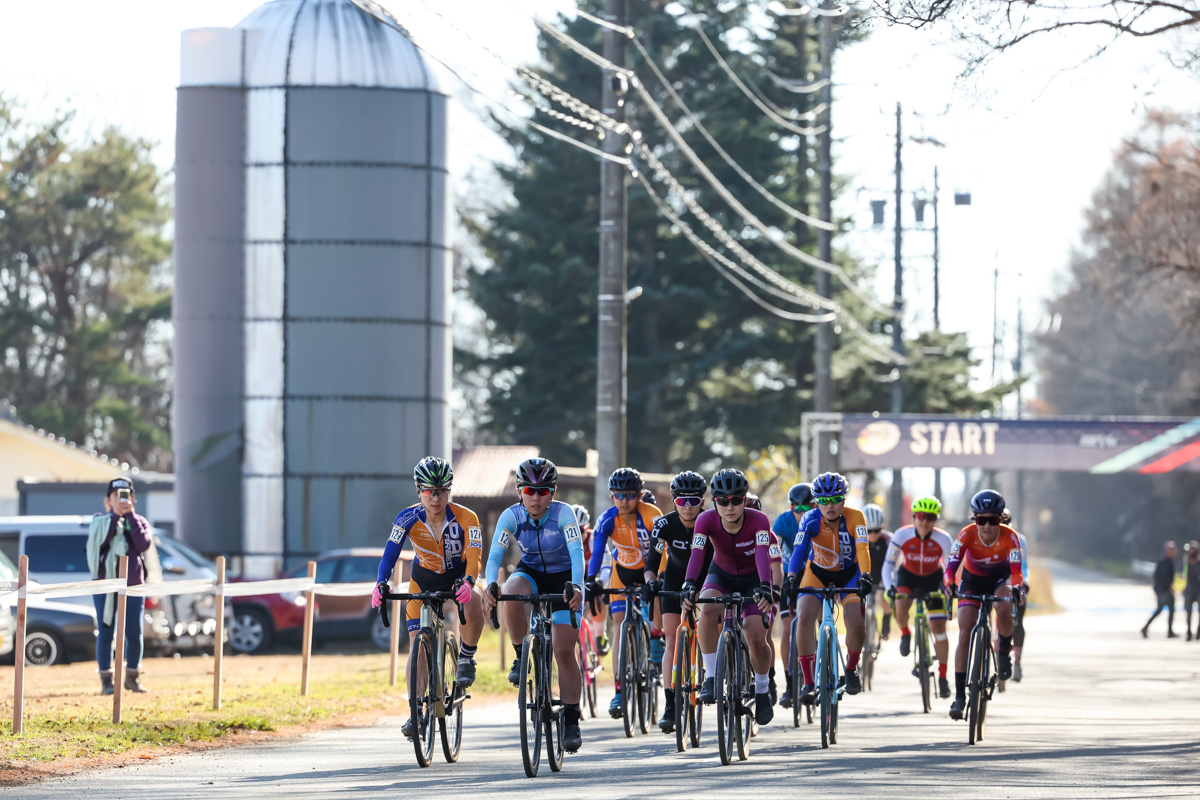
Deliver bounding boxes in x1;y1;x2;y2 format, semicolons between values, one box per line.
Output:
755;672;770;693
702;651;716;675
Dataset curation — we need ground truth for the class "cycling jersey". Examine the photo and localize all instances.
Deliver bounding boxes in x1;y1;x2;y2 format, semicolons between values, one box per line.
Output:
588;502;663;576
882;525;953;590
485;500;584;586
647;511;696;578
772;510;803;566
1017;531;1030;582
685;508;773;584
376;502;482;585
787;506;871;577
868;530;892;584
944;523;1023;587
768;531;783;567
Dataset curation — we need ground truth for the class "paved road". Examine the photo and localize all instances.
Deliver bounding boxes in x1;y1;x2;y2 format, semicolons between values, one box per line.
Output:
12;561;1200;799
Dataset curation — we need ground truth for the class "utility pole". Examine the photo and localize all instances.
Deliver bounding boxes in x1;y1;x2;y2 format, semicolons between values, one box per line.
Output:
932;166;942;501
813;4;835;425
888;102;905;530
1014;293;1024;537
595;0;628;515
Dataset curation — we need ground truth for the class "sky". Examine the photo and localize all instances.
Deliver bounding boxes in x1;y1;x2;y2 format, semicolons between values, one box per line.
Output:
2;0;1197;415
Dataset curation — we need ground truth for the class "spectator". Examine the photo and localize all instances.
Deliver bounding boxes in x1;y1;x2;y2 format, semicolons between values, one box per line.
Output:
1184;541;1200;641
86;477;153;694
1141;540;1178;639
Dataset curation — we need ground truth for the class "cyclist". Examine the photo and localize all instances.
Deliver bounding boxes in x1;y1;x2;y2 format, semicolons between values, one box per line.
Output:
682;469;776;726
643;488;658;506
573;504;608;656
585;467;664;718
944;489;1024;720
882;496;954;699
1003;510;1031;680
782;471;872;699
372;457;486;740
480;457;585;751
773;482;813;708
1184;541;1200;642
863;503;893;641
644;470;709;732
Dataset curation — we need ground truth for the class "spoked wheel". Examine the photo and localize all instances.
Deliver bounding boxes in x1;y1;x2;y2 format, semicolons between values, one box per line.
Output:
967;629;987;746
674;627;693;752
409;631;437;767
715;631;737;766
618;624;636;738
578;628;597;719
736;639;752;761
917;616;932;713
790;618;802;729
637;624;652;736
690;632;704;748
439;634;463;763
546;636;565;773
518;634;543;776
818;630;834;749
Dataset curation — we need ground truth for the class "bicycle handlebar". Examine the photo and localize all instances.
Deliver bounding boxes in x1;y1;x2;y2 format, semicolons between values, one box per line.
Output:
487;583;578;630
692;591;773;629
378;589;465;628
953;590;1020;622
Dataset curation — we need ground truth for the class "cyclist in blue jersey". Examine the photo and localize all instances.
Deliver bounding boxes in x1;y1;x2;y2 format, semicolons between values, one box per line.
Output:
772;482;813;708
481;457;585;752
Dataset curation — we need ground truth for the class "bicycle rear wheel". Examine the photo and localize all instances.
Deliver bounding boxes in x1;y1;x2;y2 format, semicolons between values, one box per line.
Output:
966;627;987;746
715;630;737;766
789;617;802;728
578;626;597;719
546;636;565;773
916;614;932;713
439;634;463;763
518;634;543;776
409;630;437;768
818;627;833;749
618;622;636;738
674;626;692;752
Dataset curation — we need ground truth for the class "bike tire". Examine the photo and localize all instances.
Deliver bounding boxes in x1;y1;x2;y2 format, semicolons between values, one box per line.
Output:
439;634;463;763
578;625;597;719
409;630;437;768
674;626;692;752
917;614;932;714
618;622;636;738
977;645;992;743
789;616;802;728
691;630;704;748
637;621;652;735
864;595;878;692
966;626;986;746
715;630;736;766
736;638;752;761
818;626;832;749
518;634;543;777
546;634;565;773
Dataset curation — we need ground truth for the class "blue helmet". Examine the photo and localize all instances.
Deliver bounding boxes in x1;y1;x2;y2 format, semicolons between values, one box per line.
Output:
970;489;1005;516
811;472;849;499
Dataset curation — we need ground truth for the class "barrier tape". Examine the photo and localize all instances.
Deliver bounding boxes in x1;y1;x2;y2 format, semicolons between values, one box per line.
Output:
1;575;386;604
312;581;377;598
126;579;219;598
220;577;315;598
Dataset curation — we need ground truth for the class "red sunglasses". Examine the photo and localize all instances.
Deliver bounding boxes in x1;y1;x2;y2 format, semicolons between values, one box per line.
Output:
520;486;554;497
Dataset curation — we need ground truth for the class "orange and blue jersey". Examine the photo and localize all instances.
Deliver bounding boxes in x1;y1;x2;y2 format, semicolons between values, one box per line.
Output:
587;501;664;576
787;506;872;576
376;502;483;584
944;523;1023;586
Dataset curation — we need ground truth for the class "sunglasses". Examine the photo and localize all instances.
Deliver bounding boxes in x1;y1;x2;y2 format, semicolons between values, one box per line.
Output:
714;495;745;507
914;511;938;522
419;488;449;499
520;487;554;497
793;503;813;513
612;492;640;501
975;515;1001;526
815;496;845;506
674;496;703;508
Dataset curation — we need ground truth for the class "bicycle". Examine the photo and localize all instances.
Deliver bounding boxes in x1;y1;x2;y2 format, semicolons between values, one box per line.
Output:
862;589;880;692
577;612;602;718
489;586;579;777
891;588;948;713
955;590;1018;745
787;613;814;727
659;590;704;751
591;585;658;738
795;585;865;749
379;589;466;767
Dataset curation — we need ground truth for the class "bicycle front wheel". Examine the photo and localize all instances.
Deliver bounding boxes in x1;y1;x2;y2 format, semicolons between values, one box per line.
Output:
916;614;932;713
518;634;543;776
409;630;437;768
618;622;636;738
674;626;692;752
637;621;652;735
736;638;752;761
439;634;463;763
789;616;802;728
546;634;565;773
818;627;833;749
578;626;597;719
715;630;737;766
691;628;704;748
966;626;987;746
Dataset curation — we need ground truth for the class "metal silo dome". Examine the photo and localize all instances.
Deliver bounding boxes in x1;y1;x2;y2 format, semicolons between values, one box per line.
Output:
174;0;451;576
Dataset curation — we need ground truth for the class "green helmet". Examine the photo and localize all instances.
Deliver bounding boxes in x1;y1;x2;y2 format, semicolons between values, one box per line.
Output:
911;495;942;516
414;456;453;490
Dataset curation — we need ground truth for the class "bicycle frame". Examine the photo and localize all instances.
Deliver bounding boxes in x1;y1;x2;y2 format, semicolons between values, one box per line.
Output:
796;586;861;749
593;585;656;737
658;590;704;751
956;590;1017;745
693;593;758;765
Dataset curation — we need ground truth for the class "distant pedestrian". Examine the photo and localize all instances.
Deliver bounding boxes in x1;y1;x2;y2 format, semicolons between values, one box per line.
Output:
1141;540;1178;639
86;477;153;694
1183;541;1200;641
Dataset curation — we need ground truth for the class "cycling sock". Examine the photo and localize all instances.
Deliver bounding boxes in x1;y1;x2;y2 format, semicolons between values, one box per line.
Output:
881;614;891;636
799;654;815;684
938;662;948;679
900;626;912;637
754;672;770;693
513;642;522;657
783;670;792;687
955;671;967;698
459;642;477;659
564;703;581;725
846;650;861;671
999;634;1013;654
1013;645;1023;663
702;652;717;676
614;680;622;693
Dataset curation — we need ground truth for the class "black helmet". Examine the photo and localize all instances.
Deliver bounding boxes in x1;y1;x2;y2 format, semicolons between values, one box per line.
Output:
787;483;813;508
413;456;453;489
608;467;644;492
642;489;657;505
516;457;558;489
970;489;1005;516
670;471;707;498
709;468;749;497
745;493;763;511
811;472;849;499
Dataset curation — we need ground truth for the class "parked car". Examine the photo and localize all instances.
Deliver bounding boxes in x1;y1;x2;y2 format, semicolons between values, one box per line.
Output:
0;548;95;665
226;577;307;655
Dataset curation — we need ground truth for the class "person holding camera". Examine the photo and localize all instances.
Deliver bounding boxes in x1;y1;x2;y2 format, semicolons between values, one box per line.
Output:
86;477;153;694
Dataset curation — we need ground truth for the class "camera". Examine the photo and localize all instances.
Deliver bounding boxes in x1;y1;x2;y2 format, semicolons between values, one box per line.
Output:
118;488;131;503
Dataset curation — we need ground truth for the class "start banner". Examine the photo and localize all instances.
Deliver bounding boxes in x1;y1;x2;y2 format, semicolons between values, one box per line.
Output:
839;415;1200;473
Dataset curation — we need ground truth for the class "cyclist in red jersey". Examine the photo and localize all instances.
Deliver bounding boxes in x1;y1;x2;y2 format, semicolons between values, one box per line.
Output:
944;489;1024;720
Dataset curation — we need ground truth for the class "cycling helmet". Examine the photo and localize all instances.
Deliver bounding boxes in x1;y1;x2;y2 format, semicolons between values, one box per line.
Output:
608;467;644;493
709;468;750;497
572;504;591;529
670;471;707;498
811;471;849;499
642;489;657;505
745;493;763;511
787;483;813;508
413;456;453;489
911;496;942;516
516;457;558;489
862;503;886;530
970;489;1005;516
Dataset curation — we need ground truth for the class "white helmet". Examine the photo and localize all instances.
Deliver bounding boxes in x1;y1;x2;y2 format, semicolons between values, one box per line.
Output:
862;504;885;531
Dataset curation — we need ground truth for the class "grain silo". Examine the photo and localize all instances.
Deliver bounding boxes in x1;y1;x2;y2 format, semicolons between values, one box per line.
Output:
173;0;451;575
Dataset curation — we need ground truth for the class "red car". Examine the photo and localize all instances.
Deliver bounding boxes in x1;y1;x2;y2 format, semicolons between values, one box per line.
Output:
229;547;412;655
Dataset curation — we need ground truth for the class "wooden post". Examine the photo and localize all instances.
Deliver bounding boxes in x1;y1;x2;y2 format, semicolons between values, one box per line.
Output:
112;556;129;724
300;561;316;696
213;556;225;710
388;561;401;686
12;555;27;735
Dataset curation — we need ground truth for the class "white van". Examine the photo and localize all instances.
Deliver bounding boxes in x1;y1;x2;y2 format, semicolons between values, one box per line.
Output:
0;516;231;654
